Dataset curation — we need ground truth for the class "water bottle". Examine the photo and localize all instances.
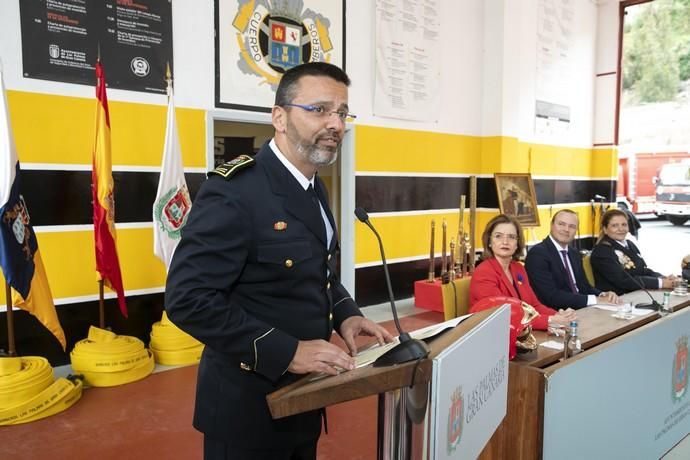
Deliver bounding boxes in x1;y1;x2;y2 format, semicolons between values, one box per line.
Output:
565;320;582;358
660;292;671;317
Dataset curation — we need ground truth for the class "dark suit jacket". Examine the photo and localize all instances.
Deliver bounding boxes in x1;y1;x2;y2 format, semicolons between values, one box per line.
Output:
590;235;662;294
525;237;600;309
469;257;557;330
165;142;361;448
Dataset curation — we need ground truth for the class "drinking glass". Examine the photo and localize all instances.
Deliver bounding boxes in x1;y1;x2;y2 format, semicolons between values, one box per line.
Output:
673;279;688;296
613;302;634;320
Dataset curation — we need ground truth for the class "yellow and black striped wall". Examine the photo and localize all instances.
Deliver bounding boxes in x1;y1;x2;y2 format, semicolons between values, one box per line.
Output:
351;125;617;306
0;90;207;362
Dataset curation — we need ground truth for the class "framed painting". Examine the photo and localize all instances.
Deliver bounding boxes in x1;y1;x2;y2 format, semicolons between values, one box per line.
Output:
494;173;541;227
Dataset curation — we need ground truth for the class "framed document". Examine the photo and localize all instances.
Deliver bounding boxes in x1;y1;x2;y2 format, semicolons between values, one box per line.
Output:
215;0;345;112
494;173;541;227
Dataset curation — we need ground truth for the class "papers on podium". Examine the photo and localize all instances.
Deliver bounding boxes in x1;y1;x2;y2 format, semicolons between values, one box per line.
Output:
355;314;473;368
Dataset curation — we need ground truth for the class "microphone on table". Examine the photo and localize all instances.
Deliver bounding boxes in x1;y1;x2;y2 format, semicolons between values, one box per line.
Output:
354;207;430;367
619;266;661;311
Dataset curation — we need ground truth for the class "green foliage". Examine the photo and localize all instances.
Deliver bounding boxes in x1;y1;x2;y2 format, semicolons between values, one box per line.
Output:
623;0;690;102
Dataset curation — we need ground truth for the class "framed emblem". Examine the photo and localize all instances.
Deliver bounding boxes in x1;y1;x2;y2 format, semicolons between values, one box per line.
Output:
215;0;345;112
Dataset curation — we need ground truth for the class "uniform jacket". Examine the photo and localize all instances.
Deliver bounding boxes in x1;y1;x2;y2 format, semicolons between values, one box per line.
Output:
590;235;662;294
469;257;557;330
525;237;600;309
165;142;361;448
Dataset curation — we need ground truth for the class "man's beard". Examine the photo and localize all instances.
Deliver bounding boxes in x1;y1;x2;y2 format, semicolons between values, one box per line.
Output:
287;124;340;167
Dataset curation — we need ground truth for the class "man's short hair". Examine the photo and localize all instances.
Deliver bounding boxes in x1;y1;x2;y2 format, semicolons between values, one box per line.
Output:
550;209;578;225
274;62;351;106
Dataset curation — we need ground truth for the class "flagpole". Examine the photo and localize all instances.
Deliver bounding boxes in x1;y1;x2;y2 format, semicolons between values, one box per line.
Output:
5;281;16;356
98;279;105;329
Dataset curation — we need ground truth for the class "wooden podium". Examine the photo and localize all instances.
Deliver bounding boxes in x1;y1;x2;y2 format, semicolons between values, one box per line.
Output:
267;307;510;459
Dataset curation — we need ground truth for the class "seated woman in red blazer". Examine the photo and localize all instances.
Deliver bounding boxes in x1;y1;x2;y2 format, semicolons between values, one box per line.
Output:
469;214;576;330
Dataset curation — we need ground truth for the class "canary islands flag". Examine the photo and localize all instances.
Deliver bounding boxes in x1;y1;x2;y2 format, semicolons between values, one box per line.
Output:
0;68;66;349
91;61;127;317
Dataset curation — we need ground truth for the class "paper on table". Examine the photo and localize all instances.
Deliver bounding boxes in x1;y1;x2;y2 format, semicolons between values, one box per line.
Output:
593;303;653;317
592;303;622;312
540;340;564;351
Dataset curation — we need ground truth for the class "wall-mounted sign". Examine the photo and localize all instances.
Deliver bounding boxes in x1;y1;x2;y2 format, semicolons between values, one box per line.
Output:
20;0;173;94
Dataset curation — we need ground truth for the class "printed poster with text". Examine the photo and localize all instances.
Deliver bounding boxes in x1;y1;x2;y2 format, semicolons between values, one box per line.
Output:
20;0;173;94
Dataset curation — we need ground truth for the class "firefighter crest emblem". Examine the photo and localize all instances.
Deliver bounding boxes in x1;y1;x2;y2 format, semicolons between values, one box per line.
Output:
231;0;336;86
672;336;688;402
154;185;191;239
447;386;464;454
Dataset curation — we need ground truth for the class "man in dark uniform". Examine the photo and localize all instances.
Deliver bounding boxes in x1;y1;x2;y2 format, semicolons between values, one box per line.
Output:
165;62;393;459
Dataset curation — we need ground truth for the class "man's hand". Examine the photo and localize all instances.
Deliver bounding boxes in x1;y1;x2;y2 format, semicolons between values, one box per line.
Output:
550;308;577;326
287;339;355;376
662;276;677;289
339;316;395;357
598;291;620;304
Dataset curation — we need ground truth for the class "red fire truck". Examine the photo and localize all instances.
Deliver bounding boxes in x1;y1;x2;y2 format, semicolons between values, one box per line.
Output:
617;152;690;215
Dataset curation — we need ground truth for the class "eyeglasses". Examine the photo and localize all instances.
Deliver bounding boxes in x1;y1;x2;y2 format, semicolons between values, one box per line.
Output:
492;233;518;242
282;103;357;121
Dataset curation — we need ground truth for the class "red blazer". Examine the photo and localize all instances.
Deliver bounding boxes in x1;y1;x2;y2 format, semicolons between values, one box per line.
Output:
469;257;556;330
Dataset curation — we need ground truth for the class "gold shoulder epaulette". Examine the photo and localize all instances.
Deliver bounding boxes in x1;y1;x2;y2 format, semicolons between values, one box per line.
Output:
208;155;256;179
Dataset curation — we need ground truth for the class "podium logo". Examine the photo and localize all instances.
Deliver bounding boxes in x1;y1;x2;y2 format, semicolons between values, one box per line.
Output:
230;1;335;87
447;386;464;454
672;336;688;402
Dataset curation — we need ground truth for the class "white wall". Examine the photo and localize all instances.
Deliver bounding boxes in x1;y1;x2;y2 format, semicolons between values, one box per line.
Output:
502;0;598;147
593;0;623;145
346;0;485;136
0;0;603;147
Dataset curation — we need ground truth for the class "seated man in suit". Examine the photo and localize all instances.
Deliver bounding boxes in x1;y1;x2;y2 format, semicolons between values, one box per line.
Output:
525;209;618;309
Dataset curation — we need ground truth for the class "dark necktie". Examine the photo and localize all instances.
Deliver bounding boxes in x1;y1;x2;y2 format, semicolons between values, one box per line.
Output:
560;250;578;293
307;184;326;241
307;184;320;210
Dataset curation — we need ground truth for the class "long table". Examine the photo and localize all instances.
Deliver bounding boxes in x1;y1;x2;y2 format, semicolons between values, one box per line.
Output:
478;290;690;459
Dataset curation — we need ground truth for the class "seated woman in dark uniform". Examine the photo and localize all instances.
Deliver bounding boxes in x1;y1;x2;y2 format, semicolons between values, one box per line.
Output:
469;214;575;330
590;209;677;294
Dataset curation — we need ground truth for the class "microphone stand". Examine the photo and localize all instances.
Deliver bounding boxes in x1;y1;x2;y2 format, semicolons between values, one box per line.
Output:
355;208;430;367
620;264;661;311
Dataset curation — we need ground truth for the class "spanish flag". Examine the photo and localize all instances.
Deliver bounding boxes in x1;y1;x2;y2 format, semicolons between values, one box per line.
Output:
0;67;66;349
91;61;127;317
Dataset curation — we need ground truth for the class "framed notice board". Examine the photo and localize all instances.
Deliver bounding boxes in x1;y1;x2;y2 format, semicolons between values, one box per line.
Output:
20;0;173;94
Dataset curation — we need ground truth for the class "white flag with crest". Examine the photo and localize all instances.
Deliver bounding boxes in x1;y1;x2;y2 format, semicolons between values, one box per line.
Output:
153;79;191;270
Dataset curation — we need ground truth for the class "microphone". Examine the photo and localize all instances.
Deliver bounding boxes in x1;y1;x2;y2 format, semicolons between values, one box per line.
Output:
594;194;607;201
354;207;429;366
619;264;661;311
